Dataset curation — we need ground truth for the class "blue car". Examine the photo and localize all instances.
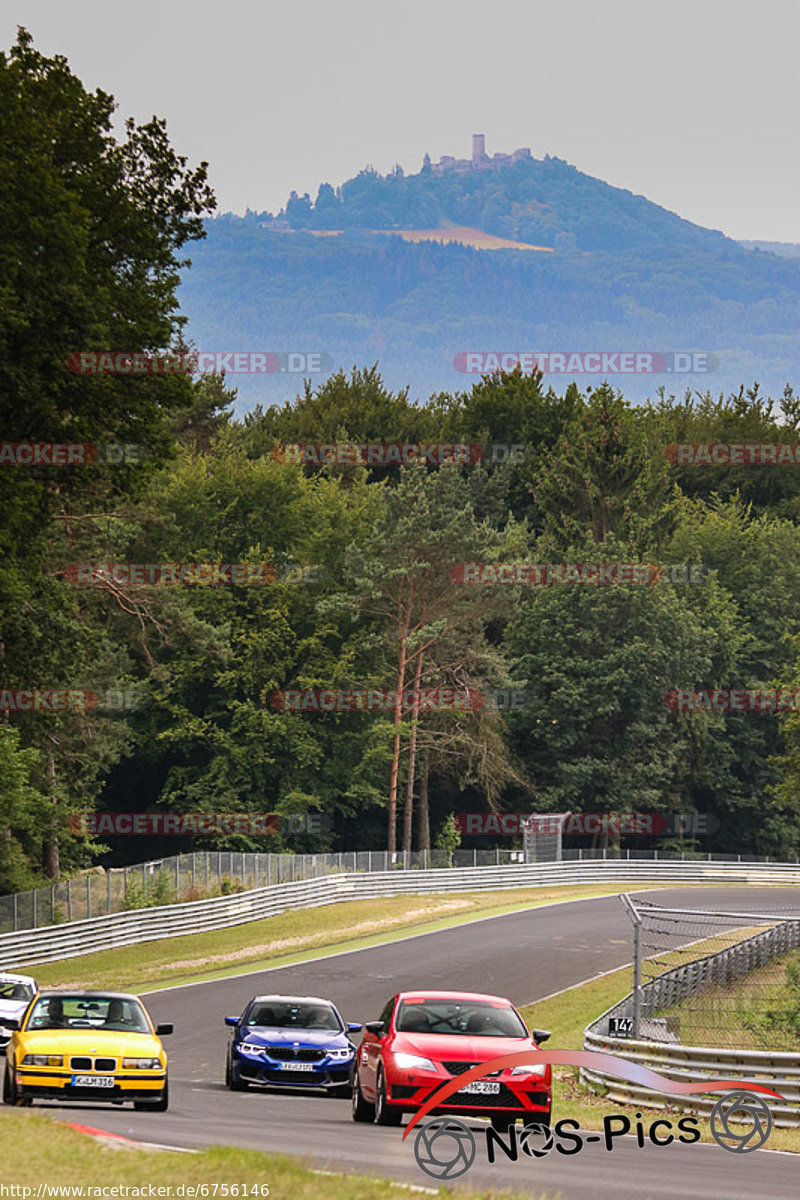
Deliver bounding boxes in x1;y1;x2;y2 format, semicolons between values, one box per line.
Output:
225;994;361;1097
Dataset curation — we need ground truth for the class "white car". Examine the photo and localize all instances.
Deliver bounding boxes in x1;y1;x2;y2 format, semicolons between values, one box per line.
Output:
0;974;37;1049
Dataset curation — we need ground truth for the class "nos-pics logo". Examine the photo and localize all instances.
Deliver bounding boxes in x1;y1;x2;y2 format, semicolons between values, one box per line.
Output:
412;1093;773;1180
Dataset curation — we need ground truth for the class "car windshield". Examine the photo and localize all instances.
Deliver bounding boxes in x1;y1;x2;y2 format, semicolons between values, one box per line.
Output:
26;995;150;1033
246;1001;341;1031
395;999;528;1037
0;982;32;1002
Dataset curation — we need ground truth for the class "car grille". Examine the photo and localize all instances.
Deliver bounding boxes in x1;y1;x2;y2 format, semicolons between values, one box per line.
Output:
261;1067;322;1082
69;1056;117;1072
264;1047;325;1062
442;1061;501;1078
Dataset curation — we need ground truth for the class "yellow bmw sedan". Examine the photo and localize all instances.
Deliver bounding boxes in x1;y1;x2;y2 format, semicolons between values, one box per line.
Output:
3;990;172;1110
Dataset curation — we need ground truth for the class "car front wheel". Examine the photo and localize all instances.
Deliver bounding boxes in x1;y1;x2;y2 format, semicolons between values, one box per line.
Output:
226;1053;248;1092
351;1070;374;1122
374;1066;402;1126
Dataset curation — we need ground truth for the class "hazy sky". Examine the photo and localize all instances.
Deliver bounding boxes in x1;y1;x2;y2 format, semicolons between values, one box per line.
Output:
6;0;799;241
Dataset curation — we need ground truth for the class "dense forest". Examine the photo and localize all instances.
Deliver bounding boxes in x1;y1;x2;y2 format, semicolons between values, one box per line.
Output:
2;31;800;895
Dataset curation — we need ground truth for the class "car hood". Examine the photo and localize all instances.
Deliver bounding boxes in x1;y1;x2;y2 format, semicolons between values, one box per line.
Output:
394;1033;535;1062
18;1030;163;1057
239;1027;351;1048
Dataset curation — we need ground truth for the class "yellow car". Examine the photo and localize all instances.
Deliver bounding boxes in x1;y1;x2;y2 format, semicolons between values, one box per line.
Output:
3;990;172;1110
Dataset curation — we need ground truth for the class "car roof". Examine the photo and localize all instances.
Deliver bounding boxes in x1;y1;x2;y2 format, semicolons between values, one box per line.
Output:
36;990;140;1001
249;995;337;1006
396;990;515;1004
0;974;36;986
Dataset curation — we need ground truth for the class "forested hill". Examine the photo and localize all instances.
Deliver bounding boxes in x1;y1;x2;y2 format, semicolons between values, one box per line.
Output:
278;155;734;255
179;158;800;410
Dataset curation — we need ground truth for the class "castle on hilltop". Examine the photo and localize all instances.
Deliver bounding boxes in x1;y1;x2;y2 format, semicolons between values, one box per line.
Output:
423;134;532;175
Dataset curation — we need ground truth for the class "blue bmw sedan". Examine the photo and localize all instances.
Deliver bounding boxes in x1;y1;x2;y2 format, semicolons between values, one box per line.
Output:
225;994;361;1097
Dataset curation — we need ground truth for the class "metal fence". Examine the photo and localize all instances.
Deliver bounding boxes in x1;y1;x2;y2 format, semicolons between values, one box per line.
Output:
582;896;800;1126
619;895;800;1045
2;846;797;934
2;858;800;972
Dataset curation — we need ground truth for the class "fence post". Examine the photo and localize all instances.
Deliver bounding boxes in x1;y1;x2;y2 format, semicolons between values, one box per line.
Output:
620;893;642;1039
13;892;17;932
107;871;111;914
52;884;57;924
368;850;372;873
87;875;91;919
33;889;37;929
175;857;180;892
192;852;197;890
473;849;477;867
67;879;72;922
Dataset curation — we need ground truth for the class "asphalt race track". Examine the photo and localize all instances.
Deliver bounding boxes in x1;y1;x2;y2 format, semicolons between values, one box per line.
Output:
33;886;799;1199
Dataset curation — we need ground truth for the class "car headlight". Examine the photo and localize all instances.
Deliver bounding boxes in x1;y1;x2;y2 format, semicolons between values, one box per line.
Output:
122;1057;161;1069
22;1054;63;1067
510;1063;547;1077
327;1047;354;1059
394;1052;437;1072
238;1042;266;1056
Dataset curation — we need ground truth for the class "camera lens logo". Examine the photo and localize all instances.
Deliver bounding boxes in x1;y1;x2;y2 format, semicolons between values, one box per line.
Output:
710;1091;773;1153
519;1121;555;1157
413;1116;476;1179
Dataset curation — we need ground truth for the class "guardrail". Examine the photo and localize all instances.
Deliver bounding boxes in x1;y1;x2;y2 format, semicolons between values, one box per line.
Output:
582;917;800;1127
582;1025;800;1127
3;846;798;934
1;857;799;972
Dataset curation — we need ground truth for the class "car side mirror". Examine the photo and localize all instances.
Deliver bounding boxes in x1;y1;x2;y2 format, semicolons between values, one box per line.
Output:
2;1017;19;1030
532;1028;551;1044
347;1022;362;1032
363;1020;385;1036
155;1023;173;1036
224;1016;239;1027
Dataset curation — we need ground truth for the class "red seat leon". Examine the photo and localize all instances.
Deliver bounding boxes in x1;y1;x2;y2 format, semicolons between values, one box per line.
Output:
352;989;551;1132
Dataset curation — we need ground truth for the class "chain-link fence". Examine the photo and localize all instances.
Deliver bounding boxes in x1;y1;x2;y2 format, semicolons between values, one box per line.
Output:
0;847;533;934
619;895;800;1048
1;846;798;936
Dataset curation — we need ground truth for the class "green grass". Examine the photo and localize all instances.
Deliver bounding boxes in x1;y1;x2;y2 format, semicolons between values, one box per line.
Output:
0;1108;549;1198
30;880;686;993
655;948;800;1050
519;965;800;1153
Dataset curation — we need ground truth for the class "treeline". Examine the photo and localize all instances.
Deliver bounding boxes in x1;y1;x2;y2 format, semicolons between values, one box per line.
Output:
280;157;731;254
1;30;800;893
180;214;800;408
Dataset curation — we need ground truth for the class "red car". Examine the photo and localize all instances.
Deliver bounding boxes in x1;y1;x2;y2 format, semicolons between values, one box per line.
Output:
352;989;551;1132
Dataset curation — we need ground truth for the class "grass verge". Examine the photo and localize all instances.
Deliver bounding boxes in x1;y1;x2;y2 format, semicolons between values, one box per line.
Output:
519;968;800;1153
0;1108;546;1198
30;880;686;993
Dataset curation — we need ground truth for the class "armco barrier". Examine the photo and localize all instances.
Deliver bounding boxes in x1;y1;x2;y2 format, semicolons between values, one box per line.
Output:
582;915;800;1127
1;858;799;971
582;1025;800;1127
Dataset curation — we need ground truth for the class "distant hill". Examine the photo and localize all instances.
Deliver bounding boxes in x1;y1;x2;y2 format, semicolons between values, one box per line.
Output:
739;240;800;259
178;155;800;410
